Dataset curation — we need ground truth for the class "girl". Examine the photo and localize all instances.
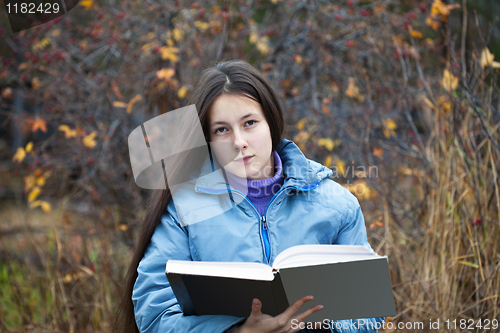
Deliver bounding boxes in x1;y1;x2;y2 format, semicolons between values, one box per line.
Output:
113;60;385;333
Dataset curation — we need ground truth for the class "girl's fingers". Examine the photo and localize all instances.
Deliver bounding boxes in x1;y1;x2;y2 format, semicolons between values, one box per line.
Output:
292;304;324;324
276;295;315;324
249;298;262;318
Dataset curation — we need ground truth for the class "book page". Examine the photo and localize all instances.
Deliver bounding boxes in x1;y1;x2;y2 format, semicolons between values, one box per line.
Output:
166;260;275;281
273;244;381;270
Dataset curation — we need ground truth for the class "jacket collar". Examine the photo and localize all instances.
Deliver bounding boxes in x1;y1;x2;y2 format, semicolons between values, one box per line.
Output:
194;138;333;193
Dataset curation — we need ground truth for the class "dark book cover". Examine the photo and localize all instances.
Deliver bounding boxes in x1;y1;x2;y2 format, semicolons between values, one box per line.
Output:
167;257;396;322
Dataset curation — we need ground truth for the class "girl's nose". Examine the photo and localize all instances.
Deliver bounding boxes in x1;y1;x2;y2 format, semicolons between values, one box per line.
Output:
232;130;248;152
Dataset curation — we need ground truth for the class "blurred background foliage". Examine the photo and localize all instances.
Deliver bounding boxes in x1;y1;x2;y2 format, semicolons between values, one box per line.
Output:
0;0;499;332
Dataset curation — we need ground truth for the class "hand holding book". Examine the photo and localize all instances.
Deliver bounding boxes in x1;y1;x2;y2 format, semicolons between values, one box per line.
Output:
231;295;325;333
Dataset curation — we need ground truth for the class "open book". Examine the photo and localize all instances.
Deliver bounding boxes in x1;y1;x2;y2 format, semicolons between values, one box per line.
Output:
166;244;396;322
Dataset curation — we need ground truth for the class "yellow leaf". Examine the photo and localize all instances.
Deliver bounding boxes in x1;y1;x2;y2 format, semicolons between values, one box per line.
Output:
119;224;128;231
317;138;335;151
36;176;46;187
126;94;142;114
480;48;500;68
346;179;372;200
83;132;97;148
172;28;184;41
159;47;179;61
24;175;35;191
194;21;209;31
336;160;346;175
51;29;61;37
295;118;309;130
156;68;175;80
58;125;78;138
256;41;270;55
28;186;41;202
18;62;30;70
113;101;128;108
345;77;365;102
430;0;460;21
294;55;302;64
411;30;423;39
400;167;414;176
13;147;26;163
324;155;332;168
25;142;33;153
249;32;258;44
39;201;52;213
79;0;93;10
440;69;458;92
29;200;51;213
383;119;397;138
437;95;451;113
480;48;495;68
425;16;440;31
178;85;188;99
32;77;40;90
373;148;383;157
32;37;51;51
31;118;47;133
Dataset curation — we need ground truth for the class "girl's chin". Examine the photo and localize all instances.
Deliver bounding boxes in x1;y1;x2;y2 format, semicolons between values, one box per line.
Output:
225;166;258;179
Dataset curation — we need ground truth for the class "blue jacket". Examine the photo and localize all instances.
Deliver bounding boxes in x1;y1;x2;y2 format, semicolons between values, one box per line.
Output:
132;138;385;333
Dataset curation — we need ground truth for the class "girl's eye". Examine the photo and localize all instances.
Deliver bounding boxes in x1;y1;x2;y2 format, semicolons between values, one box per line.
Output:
245;120;256;126
214;127;227;134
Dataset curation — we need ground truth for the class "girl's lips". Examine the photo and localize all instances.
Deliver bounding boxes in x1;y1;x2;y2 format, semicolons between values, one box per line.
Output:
235;155;253;164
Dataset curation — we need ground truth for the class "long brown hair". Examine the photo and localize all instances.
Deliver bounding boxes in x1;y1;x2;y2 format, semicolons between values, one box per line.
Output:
112;59;285;333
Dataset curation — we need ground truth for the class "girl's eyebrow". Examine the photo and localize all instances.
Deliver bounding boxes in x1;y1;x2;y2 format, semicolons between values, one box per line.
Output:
210;113;260;127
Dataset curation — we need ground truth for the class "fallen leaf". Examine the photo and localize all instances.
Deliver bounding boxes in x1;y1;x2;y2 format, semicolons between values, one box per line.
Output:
29;200;52;213
31;118;47;133
12;147;26;163
58;125;78;138
440;69;458;92
480;48;500;68
83;132;97;148
28;186;41;202
172;28;184;41
126;94;142;114
79;0;93;10
113;101;127;108
295;118;309;130
411;30;423;39
178;85;188;99
25;142;33;153
159;46;179;62
324;155;332;168
156;68;175;80
373;148;383;157
317;138;335;151
345;77;365;102
383;119;397;139
111;80;123;99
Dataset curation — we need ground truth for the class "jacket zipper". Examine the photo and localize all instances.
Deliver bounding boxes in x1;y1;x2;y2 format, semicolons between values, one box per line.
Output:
196;181;321;264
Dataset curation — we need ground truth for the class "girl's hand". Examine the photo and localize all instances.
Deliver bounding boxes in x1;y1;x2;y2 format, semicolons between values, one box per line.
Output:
232;295;324;333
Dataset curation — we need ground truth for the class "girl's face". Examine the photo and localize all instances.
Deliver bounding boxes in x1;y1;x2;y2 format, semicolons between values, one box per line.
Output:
208;94;274;180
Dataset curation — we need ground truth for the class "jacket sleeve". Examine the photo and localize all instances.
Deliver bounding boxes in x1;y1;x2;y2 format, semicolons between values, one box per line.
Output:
327;188;386;333
132;202;246;333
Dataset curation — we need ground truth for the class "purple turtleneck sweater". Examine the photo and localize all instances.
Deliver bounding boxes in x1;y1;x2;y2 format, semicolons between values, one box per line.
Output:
224;151;284;216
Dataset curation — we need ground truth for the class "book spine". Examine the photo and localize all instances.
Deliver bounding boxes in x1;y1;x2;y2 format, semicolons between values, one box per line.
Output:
167;273;197;315
270;272;289;314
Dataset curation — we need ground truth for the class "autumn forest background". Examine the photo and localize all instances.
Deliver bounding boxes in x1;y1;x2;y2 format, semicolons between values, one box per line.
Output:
0;0;499;332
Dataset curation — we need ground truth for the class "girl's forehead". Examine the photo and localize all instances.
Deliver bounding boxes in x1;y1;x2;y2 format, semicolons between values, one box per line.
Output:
210;94;263;119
